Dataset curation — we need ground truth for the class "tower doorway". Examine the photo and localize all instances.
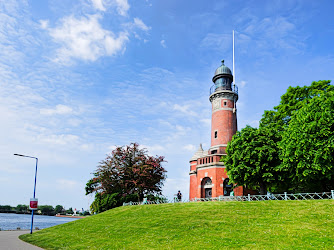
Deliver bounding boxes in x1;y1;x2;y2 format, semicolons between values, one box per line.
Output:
205;188;212;198
201;177;212;198
223;178;233;196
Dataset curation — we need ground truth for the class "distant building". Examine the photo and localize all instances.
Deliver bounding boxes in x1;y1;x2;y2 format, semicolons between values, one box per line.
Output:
189;60;253;200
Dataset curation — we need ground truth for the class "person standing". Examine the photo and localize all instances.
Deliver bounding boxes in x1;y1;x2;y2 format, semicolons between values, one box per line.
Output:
177;190;182;202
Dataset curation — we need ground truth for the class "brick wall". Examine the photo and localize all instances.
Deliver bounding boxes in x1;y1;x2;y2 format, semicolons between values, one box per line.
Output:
211;98;237;147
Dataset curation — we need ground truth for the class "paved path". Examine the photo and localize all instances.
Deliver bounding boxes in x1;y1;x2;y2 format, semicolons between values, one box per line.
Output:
0;231;42;250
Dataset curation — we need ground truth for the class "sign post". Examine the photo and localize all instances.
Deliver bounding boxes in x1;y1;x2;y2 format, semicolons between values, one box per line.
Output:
14;154;38;234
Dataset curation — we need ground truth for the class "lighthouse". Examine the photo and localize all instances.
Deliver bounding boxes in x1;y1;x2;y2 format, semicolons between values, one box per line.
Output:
189;60;246;200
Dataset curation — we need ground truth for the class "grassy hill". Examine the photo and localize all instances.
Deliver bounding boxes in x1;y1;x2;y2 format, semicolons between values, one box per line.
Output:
20;200;334;249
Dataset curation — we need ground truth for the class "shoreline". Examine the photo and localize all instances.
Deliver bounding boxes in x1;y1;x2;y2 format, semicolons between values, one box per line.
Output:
55;214;86;219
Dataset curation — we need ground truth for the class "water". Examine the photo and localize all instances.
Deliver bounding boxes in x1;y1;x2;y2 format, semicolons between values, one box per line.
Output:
0;213;80;230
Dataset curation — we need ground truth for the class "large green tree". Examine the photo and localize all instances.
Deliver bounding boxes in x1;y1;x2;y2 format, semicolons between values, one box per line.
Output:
280;91;334;191
262;80;334;191
224;80;333;193
224;125;281;194
86;143;167;212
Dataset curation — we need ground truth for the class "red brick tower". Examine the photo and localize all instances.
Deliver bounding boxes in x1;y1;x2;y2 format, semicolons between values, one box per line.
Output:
189;60;246;200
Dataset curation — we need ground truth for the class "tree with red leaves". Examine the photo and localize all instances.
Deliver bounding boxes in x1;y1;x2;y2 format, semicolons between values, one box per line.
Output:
86;143;167;212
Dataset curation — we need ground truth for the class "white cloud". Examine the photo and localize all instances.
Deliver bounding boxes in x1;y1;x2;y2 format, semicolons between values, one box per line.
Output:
107;145;117;152
245;17;295;38
133;18;150;31
160;39;166;48
200;33;230;52
140;144;165;155
91;0;129;16
49;14;129;63
80;144;94;151
238;16;305;54
0;165;25;174
182;144;196;152
175;125;190;135
40;104;74;116
56;179;80;190
173;104;197;117
39;19;49;29
240;80;246;87
200;118;211;127
38;134;79;145
91;0;106;11
68;118;82;127
114;0;130;16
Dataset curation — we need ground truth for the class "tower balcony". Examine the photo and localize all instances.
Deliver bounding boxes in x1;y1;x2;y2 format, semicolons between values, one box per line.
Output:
210;83;238;95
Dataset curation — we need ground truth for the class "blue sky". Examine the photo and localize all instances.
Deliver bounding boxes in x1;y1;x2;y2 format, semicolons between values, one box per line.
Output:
1;0;334;210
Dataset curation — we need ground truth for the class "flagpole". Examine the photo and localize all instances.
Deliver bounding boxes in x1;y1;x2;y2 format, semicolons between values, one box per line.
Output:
233;30;235;87
233;30;236;114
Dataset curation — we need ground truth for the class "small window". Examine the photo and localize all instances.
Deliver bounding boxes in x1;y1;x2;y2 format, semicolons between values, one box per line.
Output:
224;101;227;106
214;131;218;138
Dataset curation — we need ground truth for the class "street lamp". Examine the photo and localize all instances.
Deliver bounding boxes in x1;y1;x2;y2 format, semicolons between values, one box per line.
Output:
14;154;38;234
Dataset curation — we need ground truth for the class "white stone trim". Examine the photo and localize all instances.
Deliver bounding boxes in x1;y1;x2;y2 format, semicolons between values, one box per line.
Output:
212;99;220;111
212;107;234;114
209;91;238;103
210;144;228;150
197;164;225;171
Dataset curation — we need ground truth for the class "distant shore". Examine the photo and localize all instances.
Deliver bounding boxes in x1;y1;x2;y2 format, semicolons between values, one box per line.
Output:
55;214;86;219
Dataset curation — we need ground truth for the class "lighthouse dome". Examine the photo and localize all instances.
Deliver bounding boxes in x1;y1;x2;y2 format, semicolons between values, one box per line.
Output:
212;60;233;83
214;60;232;76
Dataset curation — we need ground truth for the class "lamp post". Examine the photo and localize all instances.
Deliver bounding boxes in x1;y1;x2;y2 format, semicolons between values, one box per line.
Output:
14;154;38;234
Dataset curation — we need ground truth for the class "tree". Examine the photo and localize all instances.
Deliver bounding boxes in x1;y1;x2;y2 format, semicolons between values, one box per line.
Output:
16;204;28;213
223;125;281;194
280;91;334;191
90;193;120;213
86;143;167;212
66;207;74;214
0;205;13;212
55;205;64;214
225;80;333;193
261;80;333;130
38;205;55;216
260;80;334;191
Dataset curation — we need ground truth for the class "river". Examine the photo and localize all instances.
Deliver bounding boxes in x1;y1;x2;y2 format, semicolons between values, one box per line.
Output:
0;213;80;230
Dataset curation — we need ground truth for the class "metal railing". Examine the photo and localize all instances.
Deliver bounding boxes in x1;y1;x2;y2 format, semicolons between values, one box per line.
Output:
123;191;334;206
210;84;238;96
123;200;172;206
193;191;334;202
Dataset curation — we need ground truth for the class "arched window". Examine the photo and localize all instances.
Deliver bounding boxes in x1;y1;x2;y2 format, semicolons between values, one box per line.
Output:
203;178;212;186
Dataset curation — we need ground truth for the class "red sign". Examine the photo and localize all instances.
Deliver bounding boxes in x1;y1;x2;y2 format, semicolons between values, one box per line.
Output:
30;198;38;210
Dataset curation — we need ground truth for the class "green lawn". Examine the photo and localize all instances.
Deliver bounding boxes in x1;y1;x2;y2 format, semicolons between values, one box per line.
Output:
20;200;334;249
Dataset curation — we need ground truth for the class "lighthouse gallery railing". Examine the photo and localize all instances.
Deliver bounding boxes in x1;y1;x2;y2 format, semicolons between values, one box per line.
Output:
210;84;238;96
